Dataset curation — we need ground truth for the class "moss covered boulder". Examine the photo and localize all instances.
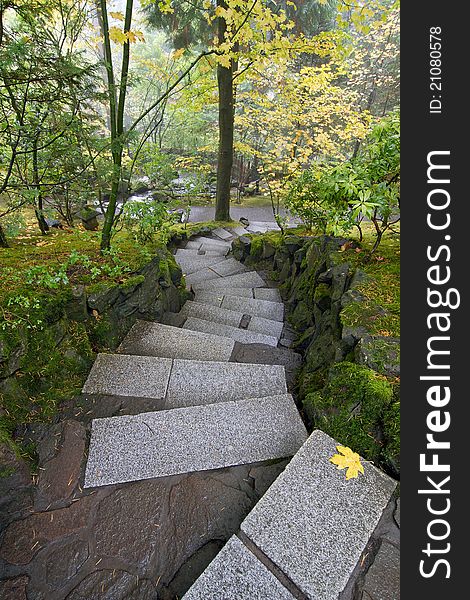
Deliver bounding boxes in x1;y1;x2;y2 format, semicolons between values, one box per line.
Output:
303;362;394;465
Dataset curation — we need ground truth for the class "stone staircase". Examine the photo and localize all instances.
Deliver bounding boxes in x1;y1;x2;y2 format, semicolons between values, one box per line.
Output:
81;224;398;599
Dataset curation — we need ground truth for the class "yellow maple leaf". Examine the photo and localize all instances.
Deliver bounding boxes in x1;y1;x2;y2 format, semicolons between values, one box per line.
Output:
109;11;124;21
329;445;364;480
108;26;127;44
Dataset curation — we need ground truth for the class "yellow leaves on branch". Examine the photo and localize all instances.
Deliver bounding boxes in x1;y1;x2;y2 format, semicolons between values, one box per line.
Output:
109;11;124;21
108;26;145;45
329;446;365;480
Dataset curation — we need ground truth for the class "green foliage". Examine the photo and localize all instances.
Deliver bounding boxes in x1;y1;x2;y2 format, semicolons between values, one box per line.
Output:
132;144;177;188
303;361;394;463
286;112;400;251
121;198;178;244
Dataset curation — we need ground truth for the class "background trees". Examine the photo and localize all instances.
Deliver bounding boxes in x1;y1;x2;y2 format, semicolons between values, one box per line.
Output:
0;0;400;252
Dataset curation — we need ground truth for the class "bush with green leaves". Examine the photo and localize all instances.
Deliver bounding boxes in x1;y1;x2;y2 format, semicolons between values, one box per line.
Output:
132;143;177;190
286;111;400;251
121;198;178;244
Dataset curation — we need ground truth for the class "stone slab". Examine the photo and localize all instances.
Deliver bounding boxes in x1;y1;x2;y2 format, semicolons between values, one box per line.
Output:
221;295;284;322
176;257;227;275
82;354;172;399
248;316;284;339
198;287;254;299
211;227;234;241
209;258;248;277
228;226;249;236
118;320;235;361
192;271;266;290
183;317;278;347
84;394;307;488
246;225;268;233
166;359;287;408
183;536;295;600
185;268;222;287
362;541;400;600
249;221;281;231
240;430;397;600
180;301;243;327
254;288;282;302
175;248;222;257
185;241;229;255
192;236;232;248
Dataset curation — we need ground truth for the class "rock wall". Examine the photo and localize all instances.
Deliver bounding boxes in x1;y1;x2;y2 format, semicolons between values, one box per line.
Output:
0;248;188;435
233;233;400;477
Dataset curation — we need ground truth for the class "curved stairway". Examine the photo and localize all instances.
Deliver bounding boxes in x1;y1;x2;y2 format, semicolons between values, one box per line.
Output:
81;225;398;599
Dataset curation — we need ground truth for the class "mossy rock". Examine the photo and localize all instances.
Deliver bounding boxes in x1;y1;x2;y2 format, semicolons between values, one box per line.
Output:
382;400;400;477
303;362;394;463
355;335;400;378
290;301;313;331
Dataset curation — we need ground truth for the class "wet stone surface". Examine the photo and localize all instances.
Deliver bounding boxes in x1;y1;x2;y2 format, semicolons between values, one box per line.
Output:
0;414;288;600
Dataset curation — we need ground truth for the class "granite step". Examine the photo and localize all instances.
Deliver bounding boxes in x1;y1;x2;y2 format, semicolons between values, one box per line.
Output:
182;536;296;600
192;270;266;290
191;236;232;248
82;354;287;407
185;431;397;599
185;241;229;255
184;258;248;286
238;430;397;599
228;225;249;236
183;317;278;347
175;248;223;257
179;301;284;338
175;256;227;275
193;293;284;322
117;320;235;361
211;227;234;241
84;394;307;488
191;287;282;302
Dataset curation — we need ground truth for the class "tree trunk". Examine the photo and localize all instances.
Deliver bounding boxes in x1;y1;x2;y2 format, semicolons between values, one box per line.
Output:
100;0;133;251
215;1;234;222
0;223;9;248
32;138;49;235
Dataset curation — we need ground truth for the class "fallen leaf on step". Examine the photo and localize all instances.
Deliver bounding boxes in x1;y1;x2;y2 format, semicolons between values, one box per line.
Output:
329;445;364;480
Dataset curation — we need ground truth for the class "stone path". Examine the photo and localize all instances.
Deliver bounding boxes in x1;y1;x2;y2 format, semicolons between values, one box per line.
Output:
0;224;399;599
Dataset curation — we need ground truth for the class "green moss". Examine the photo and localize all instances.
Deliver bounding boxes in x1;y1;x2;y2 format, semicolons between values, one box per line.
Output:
382;399;400;474
303;362;394;463
120;274;145;291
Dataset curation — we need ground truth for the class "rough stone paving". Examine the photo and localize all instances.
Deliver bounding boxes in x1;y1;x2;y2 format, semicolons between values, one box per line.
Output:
0;224;399;600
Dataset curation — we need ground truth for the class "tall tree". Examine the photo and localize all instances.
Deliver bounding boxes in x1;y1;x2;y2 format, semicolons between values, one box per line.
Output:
98;0;134;251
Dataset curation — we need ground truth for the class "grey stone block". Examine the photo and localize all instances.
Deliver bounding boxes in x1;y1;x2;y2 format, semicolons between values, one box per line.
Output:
192;271;266;290
185;241;229;255
209;258;248;277
249;221;281;231
183;317;278;347
166;359;287;408
211;227;234;241
199;287;254;299
84;394;307;488
192;236;232;248
183;536;296;600
221;296;284;322
254;288;282;302
175;248;222;257
228;226;249;236
362;541;400;600
118;321;234;361
82;354;172;399
180;301;243;327
175;256;226;275
185;268;222;287
240;430;397;600
246;225;268;233
248;316;284;339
